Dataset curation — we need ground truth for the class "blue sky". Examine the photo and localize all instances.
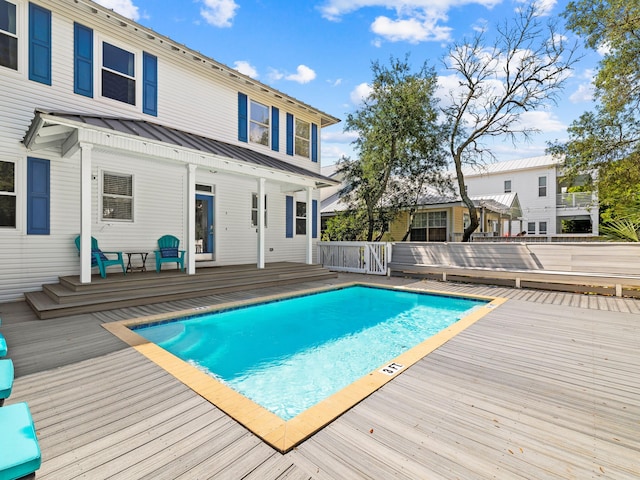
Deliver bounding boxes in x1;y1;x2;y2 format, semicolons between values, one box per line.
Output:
95;0;600;166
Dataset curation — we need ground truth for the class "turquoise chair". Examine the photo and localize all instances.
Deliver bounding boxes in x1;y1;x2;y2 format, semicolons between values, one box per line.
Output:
155;235;185;272
0;402;41;479
74;236;126;278
0;359;14;406
0;333;6;358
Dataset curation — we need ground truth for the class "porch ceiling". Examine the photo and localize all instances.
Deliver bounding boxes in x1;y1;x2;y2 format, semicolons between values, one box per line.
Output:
22;110;339;189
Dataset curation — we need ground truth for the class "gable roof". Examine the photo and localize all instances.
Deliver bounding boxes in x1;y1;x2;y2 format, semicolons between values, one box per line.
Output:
462;155;562;177
23;110;339;188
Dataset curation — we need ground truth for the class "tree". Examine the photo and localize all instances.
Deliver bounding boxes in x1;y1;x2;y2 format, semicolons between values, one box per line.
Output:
549;0;640;221
443;4;578;241
339;55;449;241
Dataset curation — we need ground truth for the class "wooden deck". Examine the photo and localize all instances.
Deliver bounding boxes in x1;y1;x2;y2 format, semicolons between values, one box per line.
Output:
1;275;639;479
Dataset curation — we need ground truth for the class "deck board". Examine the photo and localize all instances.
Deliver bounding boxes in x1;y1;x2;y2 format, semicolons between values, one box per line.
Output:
2;273;639;479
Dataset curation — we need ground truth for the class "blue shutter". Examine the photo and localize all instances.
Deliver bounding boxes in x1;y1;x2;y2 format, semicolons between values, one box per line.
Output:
285;195;293;238
27;157;50;235
238;93;248;142
143;52;158;116
312;199;318;238
311;123;318;163
286;113;294;156
29;3;51;85
74;23;93;97
271;106;279;152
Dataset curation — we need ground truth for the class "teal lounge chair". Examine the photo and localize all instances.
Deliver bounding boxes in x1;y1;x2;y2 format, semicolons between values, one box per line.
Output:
0;402;41;479
0;333;6;358
74;236;126;278
0;359;14;406
155;235;186;272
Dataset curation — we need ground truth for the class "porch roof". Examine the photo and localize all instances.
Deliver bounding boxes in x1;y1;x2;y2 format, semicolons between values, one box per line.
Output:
22;110;339;188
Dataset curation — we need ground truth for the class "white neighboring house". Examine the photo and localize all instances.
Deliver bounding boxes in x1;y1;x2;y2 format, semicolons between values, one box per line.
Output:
0;0;339;302
464;155;599;237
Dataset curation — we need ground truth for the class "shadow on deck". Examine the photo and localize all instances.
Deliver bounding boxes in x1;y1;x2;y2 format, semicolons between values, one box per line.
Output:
24;262;338;319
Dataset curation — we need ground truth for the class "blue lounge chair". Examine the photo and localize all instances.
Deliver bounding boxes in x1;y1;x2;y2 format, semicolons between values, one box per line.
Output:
0;402;41;479
74;236;126;278
0;334;6;358
154;235;186;272
0;359;14;407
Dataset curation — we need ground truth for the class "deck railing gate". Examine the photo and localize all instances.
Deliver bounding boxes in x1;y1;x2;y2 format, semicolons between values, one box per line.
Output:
317;242;390;275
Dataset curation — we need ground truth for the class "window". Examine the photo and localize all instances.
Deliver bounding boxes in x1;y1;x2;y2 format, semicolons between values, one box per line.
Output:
249;100;269;146
102;42;135;105
294;118;310;158
527;222;536;235
539;221;547;235
538;176;547;197
411;211;447;242
251;193;267;227
504;180;511;193
0;0;17;70
102;172;133;220
0;160;16;227
295;201;306;235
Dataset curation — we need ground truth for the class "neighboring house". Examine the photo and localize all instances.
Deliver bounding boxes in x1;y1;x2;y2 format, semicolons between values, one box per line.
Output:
321;178;522;242
0;0;339;302
464;155;599;237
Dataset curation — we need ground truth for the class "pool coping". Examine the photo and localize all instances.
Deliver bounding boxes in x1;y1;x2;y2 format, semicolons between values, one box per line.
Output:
102;281;507;453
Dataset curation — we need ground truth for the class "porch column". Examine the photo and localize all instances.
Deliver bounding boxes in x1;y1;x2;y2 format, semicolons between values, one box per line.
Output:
257;177;266;269
79;143;93;284
306;186;313;264
187;164;197;275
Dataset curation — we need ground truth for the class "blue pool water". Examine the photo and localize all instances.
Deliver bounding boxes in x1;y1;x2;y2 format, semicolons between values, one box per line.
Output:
134;286;486;420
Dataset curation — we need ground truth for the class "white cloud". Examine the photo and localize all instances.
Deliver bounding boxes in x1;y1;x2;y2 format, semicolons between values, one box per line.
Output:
328;78;343;87
200;0;238;28
350;82;373;104
285;65;317;84
233;61;259;79
371;15;451;43
322;130;359;143
569;83;594;103
517;110;566;133
515;0;557;16
93;0;140;20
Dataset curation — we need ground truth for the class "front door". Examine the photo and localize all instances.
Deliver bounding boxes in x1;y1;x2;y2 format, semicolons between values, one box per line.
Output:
195;194;215;260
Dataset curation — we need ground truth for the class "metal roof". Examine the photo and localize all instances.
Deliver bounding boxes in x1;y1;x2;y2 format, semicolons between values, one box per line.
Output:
462;155;562;176
23;110;338;186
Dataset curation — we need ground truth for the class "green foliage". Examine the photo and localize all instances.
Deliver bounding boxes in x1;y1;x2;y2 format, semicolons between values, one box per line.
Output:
339;55;448;241
551;0;640;221
600;219;640;242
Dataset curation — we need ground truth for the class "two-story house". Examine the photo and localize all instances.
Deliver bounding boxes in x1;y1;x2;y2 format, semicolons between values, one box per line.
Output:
464;155;599;237
0;0;339;302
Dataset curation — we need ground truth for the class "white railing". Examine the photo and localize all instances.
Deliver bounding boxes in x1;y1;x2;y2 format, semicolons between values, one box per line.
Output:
317;242;390;275
556;192;596;208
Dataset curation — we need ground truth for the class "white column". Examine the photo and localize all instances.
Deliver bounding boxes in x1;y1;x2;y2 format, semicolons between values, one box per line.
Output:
306;186;313;264
187;164;197;275
257;177;266;269
79;143;93;284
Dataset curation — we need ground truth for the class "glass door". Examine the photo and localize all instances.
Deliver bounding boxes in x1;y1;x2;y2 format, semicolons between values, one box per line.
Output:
195;194;214;260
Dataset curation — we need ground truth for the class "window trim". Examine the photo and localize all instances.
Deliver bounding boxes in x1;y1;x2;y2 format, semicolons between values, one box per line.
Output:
0;0;21;73
527;222;536;235
294;117;310;158
295;200;306;235
97;35;140;107
0;159;17;228
504;179;511;193
249;99;270;147
539;221;547;235
251;193;267;228
101;170;134;222
538;176;547;197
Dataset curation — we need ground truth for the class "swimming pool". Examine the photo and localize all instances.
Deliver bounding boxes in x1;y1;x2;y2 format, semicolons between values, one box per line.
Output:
105;283;505;452
134;285;485;420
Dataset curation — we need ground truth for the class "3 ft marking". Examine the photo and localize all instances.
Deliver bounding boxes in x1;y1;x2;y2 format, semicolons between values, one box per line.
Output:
379;362;405;376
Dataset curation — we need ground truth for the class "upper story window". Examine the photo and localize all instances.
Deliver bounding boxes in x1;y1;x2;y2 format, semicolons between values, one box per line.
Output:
249;100;269;146
102;172;133;221
295;118;310;158
102;42;135;105
538;176;547;197
504;180;511;193
0;0;17;71
0;160;16;227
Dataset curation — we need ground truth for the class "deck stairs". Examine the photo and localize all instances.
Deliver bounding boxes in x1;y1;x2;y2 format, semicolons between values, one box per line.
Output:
24;262;338;319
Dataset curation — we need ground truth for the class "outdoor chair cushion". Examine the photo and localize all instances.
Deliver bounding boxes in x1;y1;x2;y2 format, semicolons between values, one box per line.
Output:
0;402;41;480
0;359;14;402
0;333;6;357
160;247;179;258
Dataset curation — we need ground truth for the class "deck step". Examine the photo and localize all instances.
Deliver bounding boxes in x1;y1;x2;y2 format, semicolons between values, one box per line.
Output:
25;263;338;320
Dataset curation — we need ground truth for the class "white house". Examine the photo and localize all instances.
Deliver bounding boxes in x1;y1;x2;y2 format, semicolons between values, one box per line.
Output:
464;155;599;237
0;0;339;303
